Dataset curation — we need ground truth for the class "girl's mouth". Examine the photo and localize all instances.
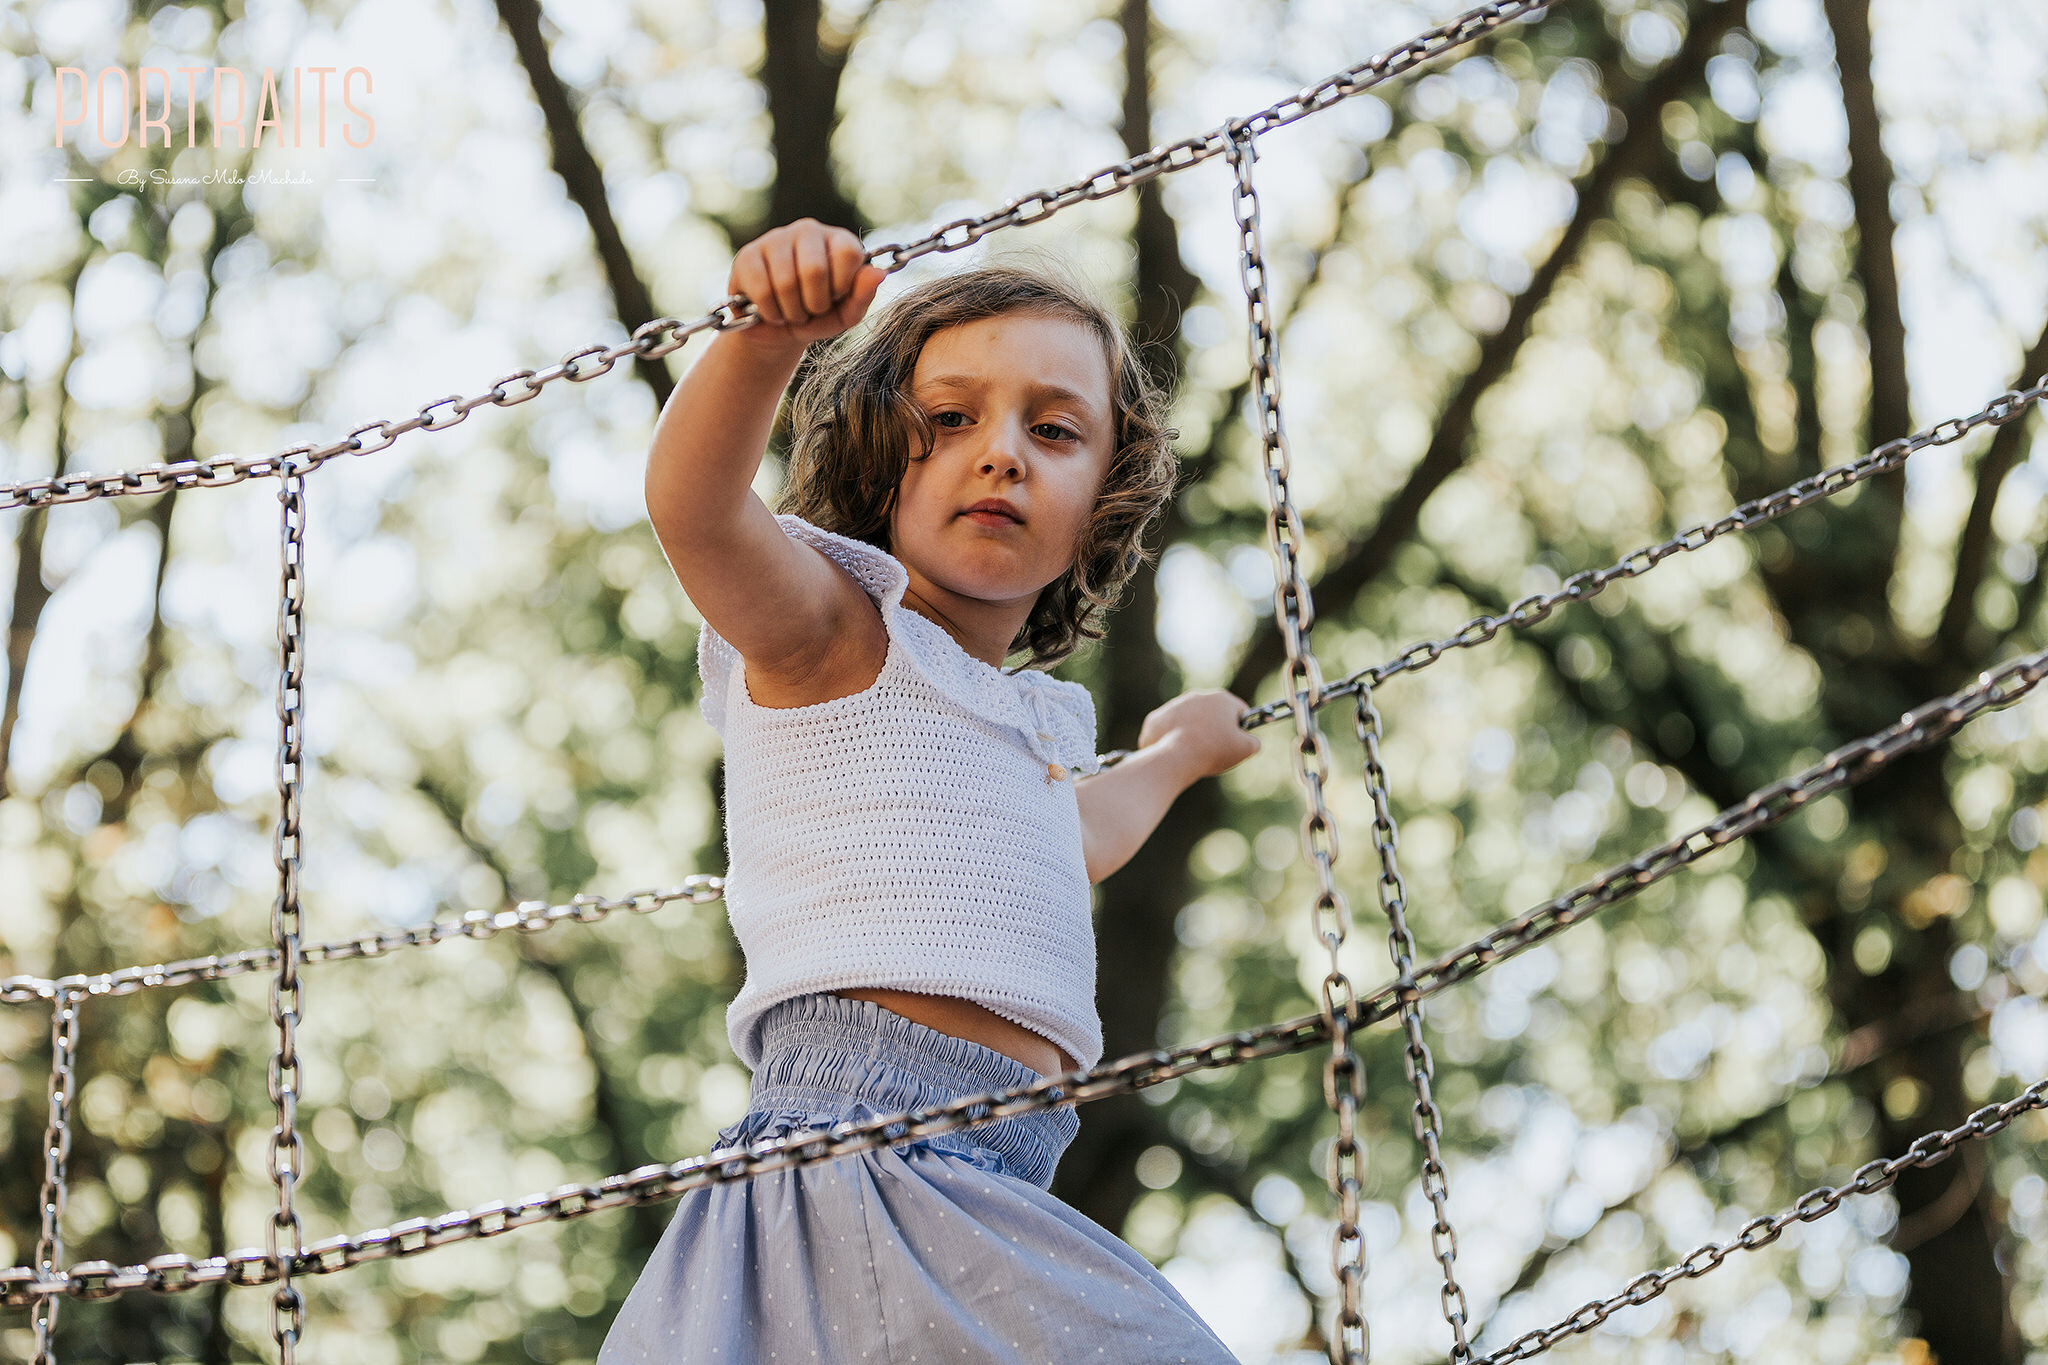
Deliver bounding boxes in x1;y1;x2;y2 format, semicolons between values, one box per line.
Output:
962;500;1023;526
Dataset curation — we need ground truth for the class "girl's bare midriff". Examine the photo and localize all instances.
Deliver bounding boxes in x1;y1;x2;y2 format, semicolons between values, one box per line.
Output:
835;988;1074;1078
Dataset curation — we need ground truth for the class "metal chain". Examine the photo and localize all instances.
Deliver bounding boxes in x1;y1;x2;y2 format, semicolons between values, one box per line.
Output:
268;475;308;1362
0;0;1544;519
0;297;756;515
1243;371;2048;729
1225;124;1371;1365
1412;639;2048;1002
1479;1077;2048;1364
10;638;2047;1311
31;990;81;1365
1;1010;1334;1307
1353;689;1470;1358
859;0;1546;276
0;878;725;1007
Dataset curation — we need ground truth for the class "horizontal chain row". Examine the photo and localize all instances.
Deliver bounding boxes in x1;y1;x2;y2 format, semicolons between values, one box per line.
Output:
1478;1077;2048;1363
6;339;2021;791
1411;639;2048;998
0;0;1543;518
0;296;757;514
1243;372;2048;729
863;0;1545;279
0;1011;1331;1307
15;617;2032;1026
10;1008;2040;1323
0;877;724;1006
10;633;2041;1310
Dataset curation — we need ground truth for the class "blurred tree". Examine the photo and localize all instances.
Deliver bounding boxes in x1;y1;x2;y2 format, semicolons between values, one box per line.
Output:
3;1;2046;1363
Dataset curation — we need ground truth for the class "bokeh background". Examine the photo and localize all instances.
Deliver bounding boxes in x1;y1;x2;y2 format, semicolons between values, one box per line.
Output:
2;0;2046;1360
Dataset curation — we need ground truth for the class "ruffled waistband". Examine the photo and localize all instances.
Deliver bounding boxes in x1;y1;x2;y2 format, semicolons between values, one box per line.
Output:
719;993;1079;1190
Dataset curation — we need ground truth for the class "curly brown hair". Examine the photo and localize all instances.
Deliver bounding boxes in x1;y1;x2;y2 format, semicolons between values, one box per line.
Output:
778;266;1178;667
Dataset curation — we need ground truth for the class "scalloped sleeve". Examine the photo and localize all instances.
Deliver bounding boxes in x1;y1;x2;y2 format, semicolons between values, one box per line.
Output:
695;516;908;734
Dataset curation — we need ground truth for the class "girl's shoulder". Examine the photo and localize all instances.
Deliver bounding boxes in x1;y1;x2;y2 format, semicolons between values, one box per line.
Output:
697;516;903;729
699;516;1098;773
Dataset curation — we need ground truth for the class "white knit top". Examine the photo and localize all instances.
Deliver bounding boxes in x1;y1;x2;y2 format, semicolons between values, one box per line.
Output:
699;516;1104;1073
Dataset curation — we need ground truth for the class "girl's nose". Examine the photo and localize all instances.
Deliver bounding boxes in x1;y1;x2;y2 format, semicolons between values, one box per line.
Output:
977;422;1028;480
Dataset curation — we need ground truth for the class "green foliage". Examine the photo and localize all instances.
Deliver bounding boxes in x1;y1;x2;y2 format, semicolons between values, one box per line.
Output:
2;0;2045;1362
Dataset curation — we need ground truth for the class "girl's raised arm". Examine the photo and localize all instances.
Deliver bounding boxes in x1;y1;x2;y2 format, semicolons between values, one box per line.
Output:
1077;690;1261;883
645;221;886;705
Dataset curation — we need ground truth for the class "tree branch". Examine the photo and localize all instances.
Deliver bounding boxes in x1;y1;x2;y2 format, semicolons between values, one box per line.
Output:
493;0;674;407
1935;317;2048;660
1671;993;1984;1163
1492;993;1988;1323
1227;0;1749;700
0;258;87;797
1441;566;1730;797
1820;0;1910;458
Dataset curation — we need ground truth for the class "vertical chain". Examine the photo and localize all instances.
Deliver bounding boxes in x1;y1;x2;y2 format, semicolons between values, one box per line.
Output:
1353;689;1472;1358
1226;124;1369;1365
32;989;81;1365
268;472;309;1360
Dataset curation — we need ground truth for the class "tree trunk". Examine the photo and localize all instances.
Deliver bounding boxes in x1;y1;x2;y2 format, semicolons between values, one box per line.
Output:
1811;4;2015;1356
1050;0;1205;1234
759;0;865;235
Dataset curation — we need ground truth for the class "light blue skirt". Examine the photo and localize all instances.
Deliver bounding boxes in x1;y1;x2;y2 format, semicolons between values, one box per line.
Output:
599;993;1238;1363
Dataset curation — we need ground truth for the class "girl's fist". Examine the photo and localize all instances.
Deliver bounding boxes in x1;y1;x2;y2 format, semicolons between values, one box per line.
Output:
729;219;885;347
1137;689;1261;782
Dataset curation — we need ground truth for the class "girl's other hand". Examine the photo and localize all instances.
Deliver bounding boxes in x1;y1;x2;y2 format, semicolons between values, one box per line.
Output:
1137;689;1260;782
730;219;886;350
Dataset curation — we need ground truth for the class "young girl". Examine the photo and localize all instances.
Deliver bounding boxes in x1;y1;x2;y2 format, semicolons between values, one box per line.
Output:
602;219;1256;1362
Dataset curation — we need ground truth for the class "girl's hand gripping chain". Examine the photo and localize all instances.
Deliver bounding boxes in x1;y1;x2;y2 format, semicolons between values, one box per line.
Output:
1077;689;1260;883
644;222;887;707
729;220;887;354
1137;689;1262;779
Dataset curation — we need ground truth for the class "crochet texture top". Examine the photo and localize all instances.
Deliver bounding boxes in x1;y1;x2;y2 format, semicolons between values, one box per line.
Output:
700;515;1104;1073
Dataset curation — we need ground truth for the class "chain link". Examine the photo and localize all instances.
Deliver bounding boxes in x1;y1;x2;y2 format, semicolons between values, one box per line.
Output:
0;1;1544;520
1353;689;1471;1358
1225;124;1373;1365
1240;371;2048;728
1480;1077;2048;1364
0;878;726;1008
31;989;80;1365
268;476;308;1361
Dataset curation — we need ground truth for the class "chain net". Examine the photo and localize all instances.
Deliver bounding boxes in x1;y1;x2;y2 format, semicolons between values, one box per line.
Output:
6;2;2048;1361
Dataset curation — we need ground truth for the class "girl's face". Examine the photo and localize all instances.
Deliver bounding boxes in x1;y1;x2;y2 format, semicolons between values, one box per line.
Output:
889;311;1117;618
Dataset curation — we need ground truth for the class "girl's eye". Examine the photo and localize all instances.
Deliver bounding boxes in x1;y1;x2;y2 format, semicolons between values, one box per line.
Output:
931;411;969;428
1032;423;1077;442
